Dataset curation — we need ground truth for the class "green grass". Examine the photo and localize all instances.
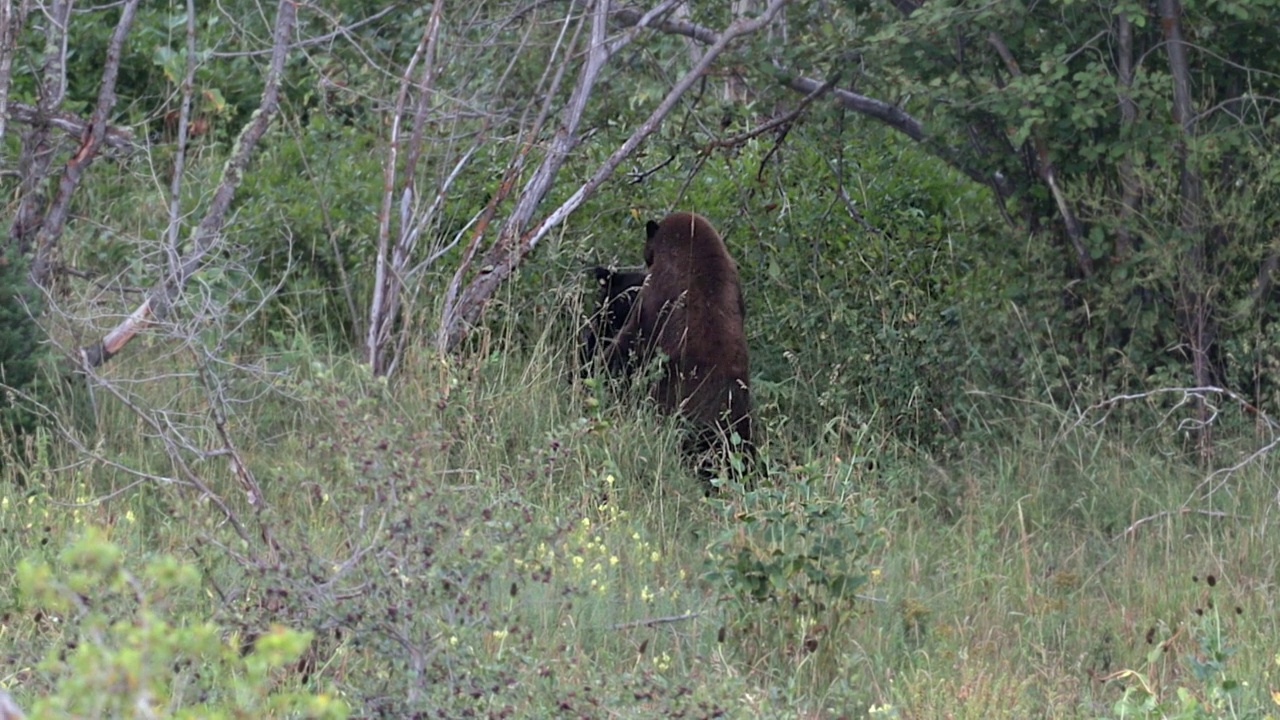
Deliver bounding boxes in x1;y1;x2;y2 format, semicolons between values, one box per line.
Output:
2;316;1279;718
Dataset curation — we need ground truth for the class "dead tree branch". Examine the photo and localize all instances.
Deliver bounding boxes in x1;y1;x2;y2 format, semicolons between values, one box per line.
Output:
28;0;140;286
0;0;29;146
164;0;199;281
1072;386;1278;539
705;73;837;151
2;102;138;151
1112;508;1234;542
367;0;445;376
438;0;789;351
610;611;703;630
8;0;72;253
79;0;297;368
611;6;1013;203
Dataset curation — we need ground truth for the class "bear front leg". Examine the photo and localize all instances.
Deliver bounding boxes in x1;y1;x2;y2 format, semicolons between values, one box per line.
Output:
603;309;643;377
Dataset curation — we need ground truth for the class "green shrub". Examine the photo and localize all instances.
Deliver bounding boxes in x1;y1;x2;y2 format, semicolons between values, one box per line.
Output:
0;248;49;437
704;465;888;686
12;528;348;719
1101;601;1265;720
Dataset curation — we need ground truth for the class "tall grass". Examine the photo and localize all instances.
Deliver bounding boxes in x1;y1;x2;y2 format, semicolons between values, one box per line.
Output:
2;307;1278;718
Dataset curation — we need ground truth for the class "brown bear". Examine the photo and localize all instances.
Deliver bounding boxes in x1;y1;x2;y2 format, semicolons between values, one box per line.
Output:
579;266;646;375
604;212;754;480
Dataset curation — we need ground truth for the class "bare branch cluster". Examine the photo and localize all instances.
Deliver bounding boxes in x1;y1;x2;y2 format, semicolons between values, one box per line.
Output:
1068;386;1280;538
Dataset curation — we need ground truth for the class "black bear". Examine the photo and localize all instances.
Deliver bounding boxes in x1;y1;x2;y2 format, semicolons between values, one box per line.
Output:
579;265;646;374
604;212;754;479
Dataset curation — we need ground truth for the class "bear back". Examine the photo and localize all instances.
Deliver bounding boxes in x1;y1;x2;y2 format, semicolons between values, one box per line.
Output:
630;212;753;454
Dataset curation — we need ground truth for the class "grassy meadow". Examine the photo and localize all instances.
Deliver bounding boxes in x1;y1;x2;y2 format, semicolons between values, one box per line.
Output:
2;308;1278;719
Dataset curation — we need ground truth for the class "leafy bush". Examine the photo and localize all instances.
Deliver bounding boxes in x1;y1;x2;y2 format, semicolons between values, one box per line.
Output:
1101;600;1268;720
705;466;887;685
12;528;348;718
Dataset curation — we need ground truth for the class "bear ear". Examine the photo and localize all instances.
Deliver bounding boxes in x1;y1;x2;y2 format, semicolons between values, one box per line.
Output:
646;220;660;240
589;266;613;284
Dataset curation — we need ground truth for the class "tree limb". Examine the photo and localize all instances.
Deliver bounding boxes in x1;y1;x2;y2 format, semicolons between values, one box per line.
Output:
2;102;138;151
8;0;71;254
78;0;297;368
986;30;1092;278
164;0;199;281
706;73;837;150
611;5;1012;200
438;0;789;351
610;611;702;630
28;0;140;286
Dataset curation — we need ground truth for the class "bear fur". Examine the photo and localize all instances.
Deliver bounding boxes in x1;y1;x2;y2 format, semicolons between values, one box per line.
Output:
579;266;646;374
604;212;753;477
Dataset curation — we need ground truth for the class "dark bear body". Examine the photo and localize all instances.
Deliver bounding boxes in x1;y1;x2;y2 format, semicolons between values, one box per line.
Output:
604;212;753;477
580;266;646;374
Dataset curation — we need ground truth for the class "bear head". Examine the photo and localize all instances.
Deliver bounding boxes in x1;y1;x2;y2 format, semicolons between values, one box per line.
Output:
579;266;646;373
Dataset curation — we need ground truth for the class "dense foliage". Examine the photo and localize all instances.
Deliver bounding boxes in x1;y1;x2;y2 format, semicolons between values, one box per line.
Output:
0;248;46;436
826;0;1280;406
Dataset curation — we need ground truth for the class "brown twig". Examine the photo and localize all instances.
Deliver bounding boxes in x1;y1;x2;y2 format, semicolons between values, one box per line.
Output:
610;611;703;630
30;0;141;286
79;0;298;368
1112;508;1234;542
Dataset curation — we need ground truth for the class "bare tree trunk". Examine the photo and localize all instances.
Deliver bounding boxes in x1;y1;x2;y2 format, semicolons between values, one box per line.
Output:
28;0;140;286
79;0;297;368
437;0;788;352
614;7;1013;203
9;0;71;254
366;0;445;376
1159;0;1212;459
1114;13;1139;261
0;0;29;148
